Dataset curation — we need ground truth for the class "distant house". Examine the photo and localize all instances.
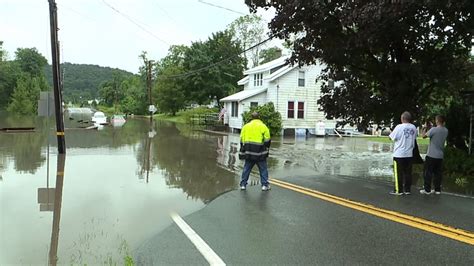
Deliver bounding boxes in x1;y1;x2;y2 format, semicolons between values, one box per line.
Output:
220;56;335;135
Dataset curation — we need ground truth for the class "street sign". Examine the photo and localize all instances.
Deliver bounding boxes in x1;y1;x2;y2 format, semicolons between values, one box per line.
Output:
38;187;55;212
148;105;157;114
38;91;55;117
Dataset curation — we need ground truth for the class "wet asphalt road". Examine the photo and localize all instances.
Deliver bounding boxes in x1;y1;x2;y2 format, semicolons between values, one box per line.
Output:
135;175;474;265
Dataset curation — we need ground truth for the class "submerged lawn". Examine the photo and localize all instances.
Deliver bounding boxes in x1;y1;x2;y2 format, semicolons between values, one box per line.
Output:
363;136;430;145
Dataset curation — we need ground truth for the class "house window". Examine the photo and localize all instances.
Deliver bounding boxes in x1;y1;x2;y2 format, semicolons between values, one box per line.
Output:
253;73;263;87
298;71;305;87
231;102;238;117
297;102;305;119
287;101;294;118
250;102;258;108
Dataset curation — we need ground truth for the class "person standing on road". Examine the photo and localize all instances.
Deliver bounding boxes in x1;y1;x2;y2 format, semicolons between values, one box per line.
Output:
389;111;417;195
420;115;448;195
239;112;271;191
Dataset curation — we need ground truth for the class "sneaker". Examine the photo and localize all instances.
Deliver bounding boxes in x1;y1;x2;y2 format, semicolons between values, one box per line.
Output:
261;185;271;191
240;186;246;190
389;191;403;196
434;191;441;195
420;189;432;195
404;191;411;195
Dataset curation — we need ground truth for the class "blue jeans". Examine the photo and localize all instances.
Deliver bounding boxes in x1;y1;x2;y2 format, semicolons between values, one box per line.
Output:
240;159;269;187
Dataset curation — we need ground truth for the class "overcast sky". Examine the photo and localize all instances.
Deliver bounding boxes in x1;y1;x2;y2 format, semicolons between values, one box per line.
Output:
1;0;274;73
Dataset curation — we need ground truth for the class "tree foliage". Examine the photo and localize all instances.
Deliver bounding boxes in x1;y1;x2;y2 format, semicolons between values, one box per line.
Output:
154;46;188;115
15;48;48;77
7;75;45;115
228;14;266;67
182;30;245;105
0;45;49;115
242;102;282;136
44;63;133;103
259;46;282;64
246;0;473;131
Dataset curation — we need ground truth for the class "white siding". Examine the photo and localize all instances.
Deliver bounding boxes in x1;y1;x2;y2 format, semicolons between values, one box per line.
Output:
227;92;268;130
269;65;327;129
224;59;335;131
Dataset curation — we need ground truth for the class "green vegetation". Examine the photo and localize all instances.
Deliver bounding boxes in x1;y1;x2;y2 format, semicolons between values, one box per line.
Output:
364;136;429;146
0;44;50;114
43;62;133;103
247;0;473;150
443;148;474;192
154;107;218;124
153;30;245;116
242;102;282;136
259;46;283;64
228;14;266;67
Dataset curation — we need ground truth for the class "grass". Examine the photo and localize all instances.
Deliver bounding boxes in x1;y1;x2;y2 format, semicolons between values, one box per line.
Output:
363;136;430;145
153;113;186;123
154;107;219;124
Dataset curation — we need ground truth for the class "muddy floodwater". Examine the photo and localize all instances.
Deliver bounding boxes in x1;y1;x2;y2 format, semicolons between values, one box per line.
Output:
0;116;471;264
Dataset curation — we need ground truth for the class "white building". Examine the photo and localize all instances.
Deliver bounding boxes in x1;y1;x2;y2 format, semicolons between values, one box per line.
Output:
220;56;335;135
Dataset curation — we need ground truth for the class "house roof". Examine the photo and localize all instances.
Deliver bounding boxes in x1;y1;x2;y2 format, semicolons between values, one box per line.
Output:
267;65;297;82
243;55;290;75
220;88;267;102
237;76;249;85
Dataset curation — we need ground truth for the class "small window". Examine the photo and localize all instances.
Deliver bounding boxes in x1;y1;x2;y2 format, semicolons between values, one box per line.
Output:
297;102;304;119
298;71;305;87
250;102;258;108
231;102;238;117
254;73;263;87
287;101;294;118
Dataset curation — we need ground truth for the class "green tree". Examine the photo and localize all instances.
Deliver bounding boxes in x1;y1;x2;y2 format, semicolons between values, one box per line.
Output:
228;14;266;67
154;46;188;115
0;56;20;110
7;75;38;115
99;71;125;108
43;63;133;103
15;48;48;77
121;75;146;115
0;41;6;61
183;30;245;105
155;66;186;115
242;102;282;136
246;1;473;135
259;46;282;64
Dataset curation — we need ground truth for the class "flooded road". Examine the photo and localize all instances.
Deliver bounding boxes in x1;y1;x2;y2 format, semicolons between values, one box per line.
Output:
0;116;471;264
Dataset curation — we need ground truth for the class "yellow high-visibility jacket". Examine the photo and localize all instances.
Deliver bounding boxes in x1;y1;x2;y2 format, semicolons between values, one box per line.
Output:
239;119;271;161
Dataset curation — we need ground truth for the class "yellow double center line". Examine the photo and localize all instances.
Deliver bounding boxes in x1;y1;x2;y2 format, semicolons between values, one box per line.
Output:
270;178;474;245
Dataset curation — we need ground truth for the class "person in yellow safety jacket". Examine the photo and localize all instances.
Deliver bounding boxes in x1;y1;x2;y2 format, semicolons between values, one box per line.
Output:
239;112;271;191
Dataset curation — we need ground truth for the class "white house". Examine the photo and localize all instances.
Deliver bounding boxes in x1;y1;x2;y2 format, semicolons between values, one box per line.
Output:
220;56;335;135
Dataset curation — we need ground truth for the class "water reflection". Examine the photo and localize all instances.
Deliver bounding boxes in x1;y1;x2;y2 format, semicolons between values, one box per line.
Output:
1;117;238;264
151;121;236;202
49;154;65;266
1;115;472;264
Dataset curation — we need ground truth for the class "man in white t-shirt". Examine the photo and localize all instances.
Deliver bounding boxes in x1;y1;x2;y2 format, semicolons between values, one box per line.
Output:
389;111;417;195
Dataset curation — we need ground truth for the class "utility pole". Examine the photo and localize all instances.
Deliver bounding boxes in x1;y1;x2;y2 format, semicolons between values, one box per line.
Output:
48;0;66;154
147;60;153;123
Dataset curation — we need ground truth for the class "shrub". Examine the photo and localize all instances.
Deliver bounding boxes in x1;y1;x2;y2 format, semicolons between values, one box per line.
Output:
443;147;474;187
242;102;282;136
180;107;219;124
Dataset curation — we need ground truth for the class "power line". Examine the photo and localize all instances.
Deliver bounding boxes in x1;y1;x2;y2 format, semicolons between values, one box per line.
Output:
100;0;170;46
161;32;279;80
153;1;195;37
197;0;247;15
